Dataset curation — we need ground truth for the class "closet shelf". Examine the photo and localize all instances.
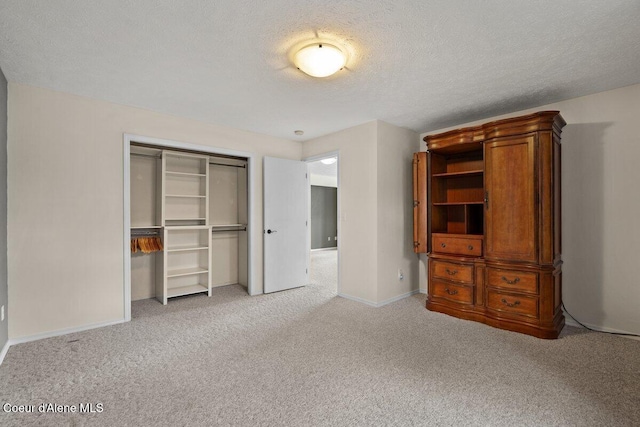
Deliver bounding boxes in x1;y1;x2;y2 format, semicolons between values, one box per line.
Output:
165;194;206;198
432;170;484;178
165;171;206;177
165;217;207;221
211;224;247;228
432;202;484;206
167;245;208;253
131;225;163;229
167;267;208;278
165;225;211;230
167;284;209;298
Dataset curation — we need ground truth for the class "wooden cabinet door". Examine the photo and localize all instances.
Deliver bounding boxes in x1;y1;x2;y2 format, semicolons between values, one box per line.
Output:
413;152;428;253
484;135;537;262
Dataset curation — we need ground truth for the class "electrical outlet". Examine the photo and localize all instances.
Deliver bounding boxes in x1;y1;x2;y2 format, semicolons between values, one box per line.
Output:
398;269;404;281
1;305;4;322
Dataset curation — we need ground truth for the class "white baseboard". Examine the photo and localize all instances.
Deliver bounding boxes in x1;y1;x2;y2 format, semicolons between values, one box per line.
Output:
9;318;127;346
211;281;237;288
563;316;640;340
0;318;128;366
338;289;420;308
377;290;420;307
337;293;377;307
0;340;10;366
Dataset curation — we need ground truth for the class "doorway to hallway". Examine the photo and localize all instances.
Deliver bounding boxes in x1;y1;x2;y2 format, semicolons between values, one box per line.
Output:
306;154;339;294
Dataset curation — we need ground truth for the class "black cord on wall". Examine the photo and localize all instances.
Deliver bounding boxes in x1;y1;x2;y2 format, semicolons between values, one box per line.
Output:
562;302;640;338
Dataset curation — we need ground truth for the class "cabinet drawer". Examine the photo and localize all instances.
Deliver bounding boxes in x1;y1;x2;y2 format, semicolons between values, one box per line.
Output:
432;260;474;284
487;291;538;319
487;268;538;294
432;280;473;305
433;235;482;257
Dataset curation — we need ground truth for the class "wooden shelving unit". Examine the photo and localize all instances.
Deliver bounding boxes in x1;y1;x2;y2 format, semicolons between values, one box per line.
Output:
429;149;484;237
431;170;483;178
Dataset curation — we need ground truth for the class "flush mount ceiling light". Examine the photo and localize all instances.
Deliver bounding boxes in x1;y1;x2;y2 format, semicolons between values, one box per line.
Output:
320;157;337;165
293;43;346;78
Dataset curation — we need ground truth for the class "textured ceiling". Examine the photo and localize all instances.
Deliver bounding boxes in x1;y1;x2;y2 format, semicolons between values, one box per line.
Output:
1;1;639;141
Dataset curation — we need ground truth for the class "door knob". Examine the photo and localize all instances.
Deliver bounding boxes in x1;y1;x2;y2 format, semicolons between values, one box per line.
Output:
266;229;277;234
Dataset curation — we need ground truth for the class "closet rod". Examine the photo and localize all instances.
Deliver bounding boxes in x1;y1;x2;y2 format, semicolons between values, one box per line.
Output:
131;230;162;236
131;152;245;167
211;227;246;232
209;162;246;168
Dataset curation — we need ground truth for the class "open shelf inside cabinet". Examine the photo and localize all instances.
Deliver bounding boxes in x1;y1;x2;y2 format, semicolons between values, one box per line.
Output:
432;204;484;235
430;149;484;236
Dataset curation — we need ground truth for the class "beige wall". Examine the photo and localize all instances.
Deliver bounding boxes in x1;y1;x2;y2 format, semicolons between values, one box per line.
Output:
376;121;419;302
419;83;640;335
302;121;379;303
8;83;301;339
302;120;419;305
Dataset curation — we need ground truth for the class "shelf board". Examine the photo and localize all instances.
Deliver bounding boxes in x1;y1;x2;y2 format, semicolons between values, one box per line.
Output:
211;224;247;229
164;225;211;230
131;225;162;229
432;202;484;206
165;171;206;177
167;284;209;298
432;170;483;178
165;194;206;198
165;218;207;221
167;245;208;253
167;267;209;278
432;232;484;239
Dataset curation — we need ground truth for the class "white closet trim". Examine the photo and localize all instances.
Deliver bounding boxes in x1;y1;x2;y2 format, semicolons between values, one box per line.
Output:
123;134;255;322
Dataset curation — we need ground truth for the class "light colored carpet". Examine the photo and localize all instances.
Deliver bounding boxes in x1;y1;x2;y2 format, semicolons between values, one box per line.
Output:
1;249;639;426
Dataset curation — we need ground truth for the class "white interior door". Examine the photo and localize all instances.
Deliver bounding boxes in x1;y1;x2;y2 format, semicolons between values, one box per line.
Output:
263;157;309;293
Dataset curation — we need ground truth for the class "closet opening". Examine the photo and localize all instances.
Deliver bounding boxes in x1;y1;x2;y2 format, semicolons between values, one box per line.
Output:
124;136;252;320
306;152;339;295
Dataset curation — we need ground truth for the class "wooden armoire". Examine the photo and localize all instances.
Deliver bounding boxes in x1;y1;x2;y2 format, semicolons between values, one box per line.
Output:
413;111;566;339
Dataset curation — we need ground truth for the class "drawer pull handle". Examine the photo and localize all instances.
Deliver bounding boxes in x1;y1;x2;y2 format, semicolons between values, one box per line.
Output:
445;288;458;295
441;243;446;248
501;298;520;308
501;276;520;285
467;245;473;251
445;268;458;276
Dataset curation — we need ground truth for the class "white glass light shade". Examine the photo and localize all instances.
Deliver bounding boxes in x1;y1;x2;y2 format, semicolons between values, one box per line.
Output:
320;157;337;165
294;43;346;78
